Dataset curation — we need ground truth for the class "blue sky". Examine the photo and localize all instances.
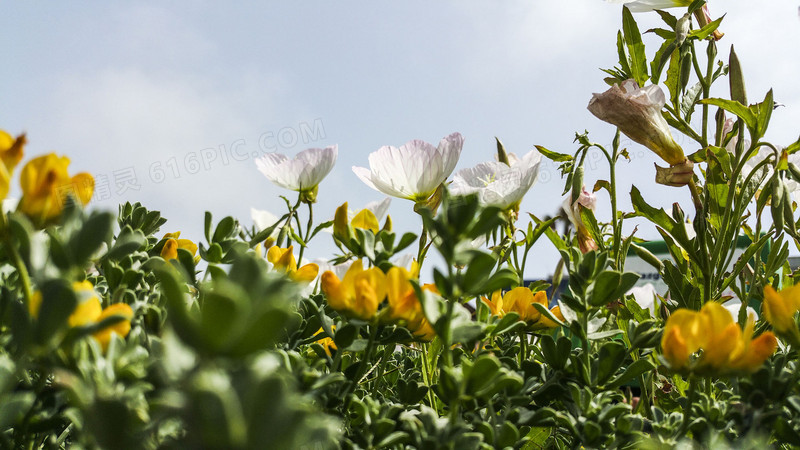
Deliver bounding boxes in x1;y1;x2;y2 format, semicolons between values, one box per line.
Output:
2;1;799;278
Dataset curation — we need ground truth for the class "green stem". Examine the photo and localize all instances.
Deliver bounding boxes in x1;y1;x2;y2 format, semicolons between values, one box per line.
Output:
0;212;33;310
420;343;437;409
296;202;314;264
680;375;699;436
416;225;428;272
347;324;379;399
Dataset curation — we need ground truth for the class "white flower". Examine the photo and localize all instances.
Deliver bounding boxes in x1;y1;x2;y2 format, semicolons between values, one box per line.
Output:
722;299;758;322
256;146;338;201
627;283;659;315
588;80;685;165
352;133;463;202
450;149;542;210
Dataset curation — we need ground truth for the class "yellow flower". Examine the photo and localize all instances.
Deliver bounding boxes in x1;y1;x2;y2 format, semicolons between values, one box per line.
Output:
351;208;380;234
333;201;392;245
481;290;507;317
320;260;386;320
92;303;134;351
17;153;94;224
483;288;563;330
29;281;133;352
161;232;200;263
267;245;319;283
661;302;777;374
385;266;437;341
762;285;800;336
313;327;337;357
0;130;25;200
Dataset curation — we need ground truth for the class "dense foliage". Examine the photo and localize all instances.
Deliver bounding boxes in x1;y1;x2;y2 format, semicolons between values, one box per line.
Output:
2;2;800;448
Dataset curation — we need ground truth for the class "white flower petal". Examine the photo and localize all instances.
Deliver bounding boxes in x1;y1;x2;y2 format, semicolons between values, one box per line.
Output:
451;148;540;209
251;208;280;233
256;146;337;192
354;133;463;201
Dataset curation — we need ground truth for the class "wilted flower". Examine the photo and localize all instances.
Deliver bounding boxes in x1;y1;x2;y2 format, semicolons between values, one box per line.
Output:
255;145;338;203
562;186;599;253
762;285;800;343
17;153;94;225
482;287;563;330
29;281;133;352
352;133;463;206
267;245;320;284
661;302;777;374
588;80;686;166
450;149;542;212
385;266;436;341
321;260;386;320
0;130;25;200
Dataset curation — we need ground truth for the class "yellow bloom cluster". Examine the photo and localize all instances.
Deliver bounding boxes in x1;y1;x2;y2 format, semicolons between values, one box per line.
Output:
320;261;435;341
267;245;319;283
18;154;94;224
481;287;564;330
1;129;95;225
661;302;776;375
29;281;133;351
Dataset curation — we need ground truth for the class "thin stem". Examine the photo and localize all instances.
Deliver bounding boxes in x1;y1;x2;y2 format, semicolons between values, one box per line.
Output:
297;202;314;264
0;212;33;309
680;375;699;436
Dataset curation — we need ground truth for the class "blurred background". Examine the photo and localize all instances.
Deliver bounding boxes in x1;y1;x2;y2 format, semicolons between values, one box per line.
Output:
2;1;799;279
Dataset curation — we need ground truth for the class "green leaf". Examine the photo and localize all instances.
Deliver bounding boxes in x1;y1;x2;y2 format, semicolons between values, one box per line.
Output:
597;341;627;385
590;271;621;307
605;359;655;389
34;279;78;346
622;6;648;85
699;98;757;131
212;216;236;243
0;392;36;430
534;145;572;162
482;268;521;294
334;323;358;349
532;302;564;328
462;251;498;295
688;14;724;40
106;227;146;261
73;212;115;264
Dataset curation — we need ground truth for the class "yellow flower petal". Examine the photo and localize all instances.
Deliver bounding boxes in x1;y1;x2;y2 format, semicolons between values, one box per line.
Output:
351;208;379;234
161;239;179;260
763;285;799;334
69;296;103;328
292;263;319;283
92;303;134;351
